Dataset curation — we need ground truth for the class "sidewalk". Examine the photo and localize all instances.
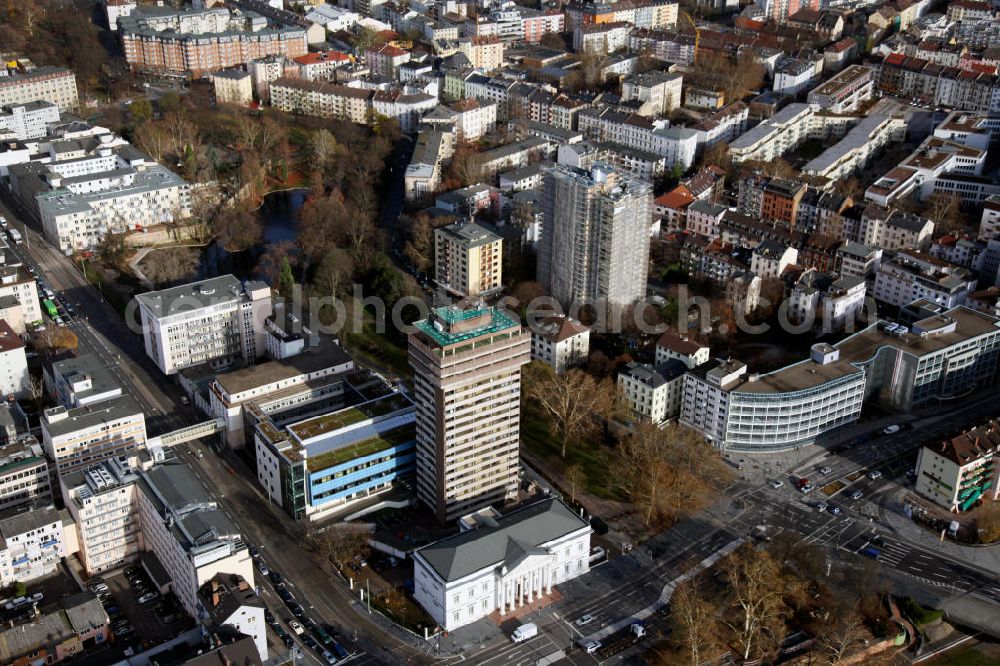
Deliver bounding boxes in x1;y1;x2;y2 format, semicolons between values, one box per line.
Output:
878;488;1000;572
732;413;914;485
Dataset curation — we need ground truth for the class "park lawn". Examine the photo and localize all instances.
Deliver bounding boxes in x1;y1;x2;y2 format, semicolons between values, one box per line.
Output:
520;401;621;501
343;318;412;379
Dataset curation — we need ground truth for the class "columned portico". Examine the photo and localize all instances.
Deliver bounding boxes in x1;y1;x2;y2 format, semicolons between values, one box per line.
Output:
496;549;553;615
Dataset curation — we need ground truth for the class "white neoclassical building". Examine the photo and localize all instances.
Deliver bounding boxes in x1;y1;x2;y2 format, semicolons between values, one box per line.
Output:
412;499;591;631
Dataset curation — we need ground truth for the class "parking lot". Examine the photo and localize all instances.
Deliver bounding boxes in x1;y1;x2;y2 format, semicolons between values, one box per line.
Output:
90;565;192;654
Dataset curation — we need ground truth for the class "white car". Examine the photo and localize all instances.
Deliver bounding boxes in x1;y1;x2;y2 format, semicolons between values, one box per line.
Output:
868;470;883;480
768;480;783;489
576;613;595;626
583;640;601;654
849;490;864;500
815;502;828;512
288;620;304;635
882;425;901;435
818;466;832;475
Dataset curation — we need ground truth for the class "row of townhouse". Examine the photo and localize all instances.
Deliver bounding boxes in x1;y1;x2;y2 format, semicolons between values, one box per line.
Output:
877;53;1000;113
270;78;437;131
576;107;696;169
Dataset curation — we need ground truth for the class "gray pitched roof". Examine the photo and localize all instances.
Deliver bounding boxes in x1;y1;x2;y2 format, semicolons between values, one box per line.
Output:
415;499;588;583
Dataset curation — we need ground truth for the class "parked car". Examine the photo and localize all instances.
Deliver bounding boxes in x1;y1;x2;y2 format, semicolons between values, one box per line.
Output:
320;650;338;664
815;502;828;512
868;470;882;480
575;613;595;626
849;490;864;500
249;546;260;559
818;466;832;475
289;620;304;635
827;505;842;516
768;479;783;489
882;425;901;435
269;571;283;586
257;561;269;576
583;640;602;654
138;592;160;606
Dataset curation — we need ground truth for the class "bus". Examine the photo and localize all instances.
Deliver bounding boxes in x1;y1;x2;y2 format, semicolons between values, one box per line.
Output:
42;299;58;319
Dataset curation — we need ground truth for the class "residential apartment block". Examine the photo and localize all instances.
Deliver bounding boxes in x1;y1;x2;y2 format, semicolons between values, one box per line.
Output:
0;507;67;587
0;66;78;111
729;103;855;164
434;222;503;298
655;331;709;369
409;302;530;523
0;438;51;513
120;6;308;78
537;163;652;309
405;130;454;202
916;419;1000;512
872;251;976;308
530;315;590;374
61;457;141;574
6;135;191;253
0;320;27;398
806;65;875;113
618;360;686;425
135;275;273;375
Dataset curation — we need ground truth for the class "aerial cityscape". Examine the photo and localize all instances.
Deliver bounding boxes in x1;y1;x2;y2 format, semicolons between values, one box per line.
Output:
0;0;1000;664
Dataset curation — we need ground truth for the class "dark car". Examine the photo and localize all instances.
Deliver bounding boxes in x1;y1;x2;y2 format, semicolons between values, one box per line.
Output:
288;602;304;618
279;589;294;603
264;609;275;623
269;571;283;586
303;635;320;650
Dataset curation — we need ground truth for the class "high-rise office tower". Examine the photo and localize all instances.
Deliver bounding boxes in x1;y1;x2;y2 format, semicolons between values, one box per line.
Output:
408;300;530;523
538;163;652;309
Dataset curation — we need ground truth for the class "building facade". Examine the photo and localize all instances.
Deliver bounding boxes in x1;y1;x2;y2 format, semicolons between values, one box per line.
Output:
135;275;273;375
537;163;652;309
434;222;503;298
409;302;530;523
413;499;590;631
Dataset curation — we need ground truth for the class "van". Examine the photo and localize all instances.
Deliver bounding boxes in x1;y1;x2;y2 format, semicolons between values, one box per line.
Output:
511;622;538;643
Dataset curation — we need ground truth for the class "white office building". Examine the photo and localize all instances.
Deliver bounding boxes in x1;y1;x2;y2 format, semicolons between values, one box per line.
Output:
136;460;255;618
413;499;591;631
135;275;273;375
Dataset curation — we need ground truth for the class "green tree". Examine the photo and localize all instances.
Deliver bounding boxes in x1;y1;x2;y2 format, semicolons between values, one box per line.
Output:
129;99;153;123
279;256;295;295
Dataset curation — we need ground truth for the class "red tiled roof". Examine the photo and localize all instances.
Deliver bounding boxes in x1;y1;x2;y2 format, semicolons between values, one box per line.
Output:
654;185;695;210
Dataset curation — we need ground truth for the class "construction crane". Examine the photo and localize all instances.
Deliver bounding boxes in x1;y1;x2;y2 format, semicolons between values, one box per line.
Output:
682;11;701;65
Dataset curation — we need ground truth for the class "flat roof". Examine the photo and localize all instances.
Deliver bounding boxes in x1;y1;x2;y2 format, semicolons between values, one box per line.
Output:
412;304;519;348
835;306;1000;362
215;347;352;396
435;221;502;248
734;358;862;394
42;394;143;438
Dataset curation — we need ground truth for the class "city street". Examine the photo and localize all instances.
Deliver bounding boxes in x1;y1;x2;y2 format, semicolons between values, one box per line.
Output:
0;202;419;665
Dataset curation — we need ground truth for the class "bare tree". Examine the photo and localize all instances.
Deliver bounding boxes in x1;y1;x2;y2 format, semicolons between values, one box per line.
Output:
670;579;720;666
312;527;370;566
564;463;584;504
142;247;200;287
212;204;262;252
924;192;964;235
313;248;355;300
523;362;611;458
134;121;171;162
816;602;866;665
721;545;799;662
